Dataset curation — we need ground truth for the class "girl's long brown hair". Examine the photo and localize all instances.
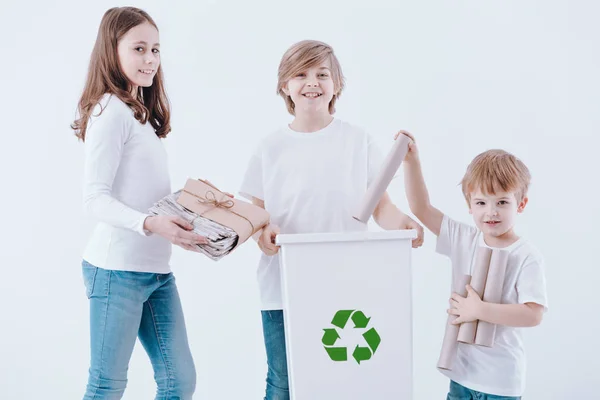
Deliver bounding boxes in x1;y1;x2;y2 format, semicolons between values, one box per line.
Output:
72;7;171;141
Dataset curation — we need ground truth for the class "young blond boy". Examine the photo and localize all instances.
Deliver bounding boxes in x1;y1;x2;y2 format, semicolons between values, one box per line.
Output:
399;131;548;399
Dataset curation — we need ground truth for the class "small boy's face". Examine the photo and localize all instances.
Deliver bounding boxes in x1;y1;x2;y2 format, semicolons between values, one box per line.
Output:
283;62;335;115
468;189;528;238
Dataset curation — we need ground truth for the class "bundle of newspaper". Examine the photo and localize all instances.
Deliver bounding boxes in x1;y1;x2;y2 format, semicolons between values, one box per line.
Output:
149;191;239;260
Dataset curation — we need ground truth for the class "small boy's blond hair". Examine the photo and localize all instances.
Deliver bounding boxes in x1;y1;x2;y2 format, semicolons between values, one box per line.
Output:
277;40;345;115
461;149;531;205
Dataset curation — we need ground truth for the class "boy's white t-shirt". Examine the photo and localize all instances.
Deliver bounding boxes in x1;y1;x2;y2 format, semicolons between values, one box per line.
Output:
239;118;383;310
436;214;548;397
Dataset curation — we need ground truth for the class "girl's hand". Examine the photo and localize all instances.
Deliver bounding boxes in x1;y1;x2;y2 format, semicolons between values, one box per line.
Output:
144;215;208;252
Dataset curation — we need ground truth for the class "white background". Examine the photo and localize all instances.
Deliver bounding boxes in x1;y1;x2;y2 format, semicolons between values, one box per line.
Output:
1;1;598;399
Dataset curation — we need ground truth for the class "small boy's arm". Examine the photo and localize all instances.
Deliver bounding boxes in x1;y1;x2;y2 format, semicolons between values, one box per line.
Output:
451;285;544;328
478;302;545;328
403;156;444;236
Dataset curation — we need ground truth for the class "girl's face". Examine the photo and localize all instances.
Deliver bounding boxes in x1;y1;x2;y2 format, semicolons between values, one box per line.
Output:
117;22;160;94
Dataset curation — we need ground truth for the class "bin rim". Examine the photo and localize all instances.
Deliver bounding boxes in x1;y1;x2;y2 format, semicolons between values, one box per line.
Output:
275;229;418;245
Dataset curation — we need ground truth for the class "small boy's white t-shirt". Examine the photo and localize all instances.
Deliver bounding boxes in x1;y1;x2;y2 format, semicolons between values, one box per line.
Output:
436;214;548;397
239;118;383;310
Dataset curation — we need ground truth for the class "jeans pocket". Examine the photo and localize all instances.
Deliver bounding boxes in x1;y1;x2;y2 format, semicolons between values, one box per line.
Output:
82;261;98;299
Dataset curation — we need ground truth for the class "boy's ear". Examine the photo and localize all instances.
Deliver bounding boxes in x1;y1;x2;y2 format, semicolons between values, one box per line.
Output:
281;84;290;96
517;197;529;213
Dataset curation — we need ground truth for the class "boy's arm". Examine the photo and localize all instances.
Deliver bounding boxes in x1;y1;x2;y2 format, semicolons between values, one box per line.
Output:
373;192;424;248
251;197;266;242
397;131;445;236
478;302;544;327
449;285;544;327
251;197;279;255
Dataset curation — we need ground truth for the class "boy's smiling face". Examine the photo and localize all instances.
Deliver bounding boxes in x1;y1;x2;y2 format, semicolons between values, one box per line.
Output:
468;189;528;242
283;61;335;116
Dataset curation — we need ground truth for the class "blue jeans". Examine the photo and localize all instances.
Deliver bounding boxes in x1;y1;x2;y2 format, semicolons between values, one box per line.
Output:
262;310;289;400
447;380;521;400
82;261;196;400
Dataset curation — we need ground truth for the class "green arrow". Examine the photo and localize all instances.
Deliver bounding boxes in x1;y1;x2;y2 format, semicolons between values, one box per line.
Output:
331;310;354;329
351;311;371;328
321;329;340;346
352;345;372;364
325;347;348;362
363;328;381;354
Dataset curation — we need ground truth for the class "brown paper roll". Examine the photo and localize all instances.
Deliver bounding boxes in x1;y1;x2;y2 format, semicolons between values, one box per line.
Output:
437;274;472;370
353;134;410;222
474;249;509;347
457;247;492;344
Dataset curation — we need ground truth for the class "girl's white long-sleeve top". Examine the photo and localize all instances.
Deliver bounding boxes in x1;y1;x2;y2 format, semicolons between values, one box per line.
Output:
82;94;172;273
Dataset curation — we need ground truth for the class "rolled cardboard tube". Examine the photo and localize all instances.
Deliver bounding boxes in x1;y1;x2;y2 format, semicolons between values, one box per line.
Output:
457;247;492;344
352;134;410;223
475;249;509;347
437;274;472;370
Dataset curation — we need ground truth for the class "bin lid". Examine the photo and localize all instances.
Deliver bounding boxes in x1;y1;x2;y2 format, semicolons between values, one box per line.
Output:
275;229;417;245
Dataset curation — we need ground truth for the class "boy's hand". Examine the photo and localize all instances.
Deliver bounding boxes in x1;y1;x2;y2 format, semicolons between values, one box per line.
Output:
449;285;484;324
394;130;419;163
399;213;424;248
258;223;280;256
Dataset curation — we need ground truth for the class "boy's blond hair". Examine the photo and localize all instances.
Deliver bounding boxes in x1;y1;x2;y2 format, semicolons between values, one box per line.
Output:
461;149;531;205
277;40;345;115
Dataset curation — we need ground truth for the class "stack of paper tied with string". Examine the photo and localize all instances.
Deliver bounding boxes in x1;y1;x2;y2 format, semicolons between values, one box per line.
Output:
149;178;270;261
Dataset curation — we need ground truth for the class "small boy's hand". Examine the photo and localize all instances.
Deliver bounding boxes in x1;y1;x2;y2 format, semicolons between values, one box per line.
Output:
449;285;484;324
394;130;419;163
258;224;280;256
399;214;424;248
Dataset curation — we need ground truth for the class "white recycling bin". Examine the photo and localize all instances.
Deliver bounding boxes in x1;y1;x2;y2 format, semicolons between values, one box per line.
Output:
276;230;416;400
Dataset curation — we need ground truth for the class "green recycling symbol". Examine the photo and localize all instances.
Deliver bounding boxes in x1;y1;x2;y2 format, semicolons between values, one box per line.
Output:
321;309;381;364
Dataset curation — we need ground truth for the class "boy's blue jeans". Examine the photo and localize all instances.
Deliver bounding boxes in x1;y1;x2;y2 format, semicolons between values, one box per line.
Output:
448;380;521;400
262;310;289;400
81;260;196;400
